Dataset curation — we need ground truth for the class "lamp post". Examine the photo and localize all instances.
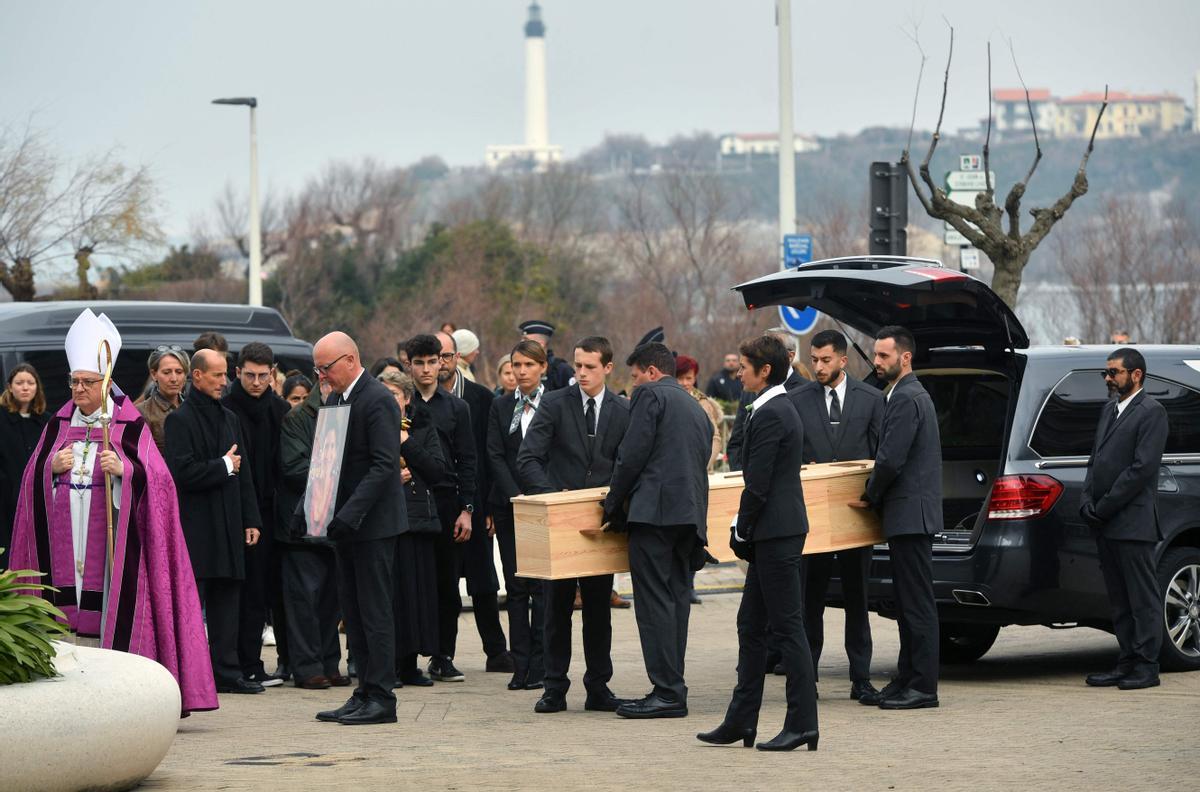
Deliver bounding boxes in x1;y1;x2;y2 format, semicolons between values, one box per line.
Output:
212;96;262;306
776;0;796;269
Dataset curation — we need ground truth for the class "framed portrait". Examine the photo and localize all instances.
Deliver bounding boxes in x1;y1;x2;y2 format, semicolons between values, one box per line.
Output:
303;404;351;538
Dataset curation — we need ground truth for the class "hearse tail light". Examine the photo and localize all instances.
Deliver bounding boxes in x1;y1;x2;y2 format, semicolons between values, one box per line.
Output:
986;475;1064;520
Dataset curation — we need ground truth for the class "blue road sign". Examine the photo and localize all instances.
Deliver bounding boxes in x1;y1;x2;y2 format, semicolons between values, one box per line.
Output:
782;234;813;268
778;304;819;335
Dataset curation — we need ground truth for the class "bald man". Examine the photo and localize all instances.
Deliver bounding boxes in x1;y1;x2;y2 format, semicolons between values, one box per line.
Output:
309;332;408;726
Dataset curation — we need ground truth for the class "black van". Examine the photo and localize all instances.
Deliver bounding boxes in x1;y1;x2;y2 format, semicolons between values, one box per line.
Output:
736;257;1200;670
0;301;313;409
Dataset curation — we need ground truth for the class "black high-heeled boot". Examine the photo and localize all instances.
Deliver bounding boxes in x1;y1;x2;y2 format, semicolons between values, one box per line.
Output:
756;729;819;752
696;722;756;748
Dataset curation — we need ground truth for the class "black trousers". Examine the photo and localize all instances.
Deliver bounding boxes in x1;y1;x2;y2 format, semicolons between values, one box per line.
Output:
803;546;873;682
432;492;506;660
1097;535;1161;672
494;507;545;680
627;523;696;703
726;534;818;733
197;577;242;687
889;533;939;694
543;574;614;696
336;536;397;705
237;530;270;676
281;544;341;680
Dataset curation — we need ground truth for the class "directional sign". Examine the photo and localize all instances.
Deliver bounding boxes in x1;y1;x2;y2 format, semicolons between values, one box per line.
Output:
944;226;970;246
782;234;813;268
778;305;819;335
945;171;997;192
959;247;981;271
948;190;981;208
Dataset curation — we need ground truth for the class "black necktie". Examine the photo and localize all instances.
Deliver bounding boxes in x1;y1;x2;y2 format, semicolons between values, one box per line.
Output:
585;397;597;437
828;388;841;424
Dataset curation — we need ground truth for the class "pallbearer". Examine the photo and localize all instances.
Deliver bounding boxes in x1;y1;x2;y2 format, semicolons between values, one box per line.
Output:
9;308;217;715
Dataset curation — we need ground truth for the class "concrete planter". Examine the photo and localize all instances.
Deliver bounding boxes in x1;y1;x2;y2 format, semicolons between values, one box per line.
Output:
0;642;181;792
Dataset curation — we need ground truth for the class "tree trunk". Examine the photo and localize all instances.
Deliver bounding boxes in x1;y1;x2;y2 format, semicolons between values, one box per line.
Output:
989;248;1030;310
74;248;99;299
0;257;37;301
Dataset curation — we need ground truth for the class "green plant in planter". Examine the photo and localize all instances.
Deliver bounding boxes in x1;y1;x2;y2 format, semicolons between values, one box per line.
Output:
0;562;70;685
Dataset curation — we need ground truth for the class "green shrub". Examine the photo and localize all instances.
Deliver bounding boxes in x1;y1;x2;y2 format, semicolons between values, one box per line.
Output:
0;564;70;685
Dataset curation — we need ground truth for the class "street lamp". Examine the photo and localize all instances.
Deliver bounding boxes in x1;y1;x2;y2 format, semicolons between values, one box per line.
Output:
212;96;262;307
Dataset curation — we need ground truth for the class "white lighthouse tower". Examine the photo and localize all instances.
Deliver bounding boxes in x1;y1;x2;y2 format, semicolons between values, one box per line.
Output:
485;2;563;170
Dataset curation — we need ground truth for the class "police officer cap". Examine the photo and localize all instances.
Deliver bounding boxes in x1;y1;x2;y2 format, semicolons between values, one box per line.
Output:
637;326;665;347
519;319;556;337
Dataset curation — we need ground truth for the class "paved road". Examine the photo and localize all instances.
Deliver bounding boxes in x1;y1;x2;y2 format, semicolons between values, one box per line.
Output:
148;587;1198;791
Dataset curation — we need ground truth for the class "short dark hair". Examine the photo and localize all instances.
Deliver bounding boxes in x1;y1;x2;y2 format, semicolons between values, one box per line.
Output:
875;325;915;356
510;339;548;366
395;338;410;358
405;334;441;360
282;373;313;400
193;331;228;353
1109;347;1147;377
739;335;790;386
575;336;614;366
238;342;274;368
625;342;675;376
811;329;848;356
369;357;403;377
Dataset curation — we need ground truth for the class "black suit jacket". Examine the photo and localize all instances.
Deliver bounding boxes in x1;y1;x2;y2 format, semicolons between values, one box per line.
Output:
421;387;477;513
736;392;807;542
517;385;631;495
602;377;713;542
864;373;943;538
1079;389;1169;542
458;378;495;515
789;377;884;465
325;373;406;542
727;370;806;471
487;389;531;507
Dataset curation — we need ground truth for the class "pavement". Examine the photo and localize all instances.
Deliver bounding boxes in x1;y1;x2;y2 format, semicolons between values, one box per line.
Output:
147;565;1199;791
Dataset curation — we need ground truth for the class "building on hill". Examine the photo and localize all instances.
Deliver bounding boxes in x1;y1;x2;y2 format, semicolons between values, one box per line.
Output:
718;132;821;158
990;87;1191;140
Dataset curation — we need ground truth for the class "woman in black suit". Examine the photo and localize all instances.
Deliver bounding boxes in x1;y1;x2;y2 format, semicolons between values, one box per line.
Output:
698;335;819;752
0;363;49;566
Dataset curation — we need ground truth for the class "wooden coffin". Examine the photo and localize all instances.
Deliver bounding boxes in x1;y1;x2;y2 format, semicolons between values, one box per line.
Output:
512;460;883;580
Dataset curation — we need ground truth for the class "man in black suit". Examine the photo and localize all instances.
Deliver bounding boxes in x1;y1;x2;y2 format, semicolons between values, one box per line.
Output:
165;349;264;695
487;339;549;691
1080;347;1169;691
790;330;884;701
860;325;942;710
310;332;407;725
517;336;632;714
726;329;806;470
602;342;713;719
699;334;818;752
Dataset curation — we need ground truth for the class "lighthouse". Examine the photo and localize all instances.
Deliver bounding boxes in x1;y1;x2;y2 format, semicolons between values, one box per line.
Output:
485;2;563;170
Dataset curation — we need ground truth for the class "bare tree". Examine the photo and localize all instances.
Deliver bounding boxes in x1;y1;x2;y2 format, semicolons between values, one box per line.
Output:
213;181;287;266
901;27;1108;308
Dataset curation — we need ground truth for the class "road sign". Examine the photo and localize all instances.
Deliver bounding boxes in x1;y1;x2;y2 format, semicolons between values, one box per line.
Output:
960;154;982;171
948;190;980;207
960;247;981;271
778;305;819;335
944;226;970;246
782;234;813;268
945;171;997;192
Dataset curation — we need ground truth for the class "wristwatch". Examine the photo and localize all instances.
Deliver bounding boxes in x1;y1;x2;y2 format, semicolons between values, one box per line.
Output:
464;503;475;514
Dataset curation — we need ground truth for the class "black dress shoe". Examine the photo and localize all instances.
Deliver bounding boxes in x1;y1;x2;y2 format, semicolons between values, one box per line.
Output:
317;696;363;722
486;652;516;673
534;690;567;713
1117;670;1160;690
217;677;265;694
339;699;398;725
584;689;631;712
697;722;756;747
860;678;904;706
328;673;352;687
1085;668;1130;687
524;677;545;690
764;652;782;676
850;680;881;701
616;693;688;719
399;669;434;687
878;689;939;709
756;729;819;752
508;673;528;691
772;662;785;676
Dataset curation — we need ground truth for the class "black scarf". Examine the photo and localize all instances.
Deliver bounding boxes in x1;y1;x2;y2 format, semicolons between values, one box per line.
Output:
223;379;284;501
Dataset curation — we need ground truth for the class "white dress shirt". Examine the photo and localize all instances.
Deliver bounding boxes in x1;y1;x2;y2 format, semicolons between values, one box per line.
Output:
825;373;848;422
519;385;543;437
1115;387;1142;418
580;386;606;434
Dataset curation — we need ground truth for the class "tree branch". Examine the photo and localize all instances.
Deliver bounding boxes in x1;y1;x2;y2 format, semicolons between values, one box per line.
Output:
1001;39;1043;242
983;40;994;197
919;21;954;185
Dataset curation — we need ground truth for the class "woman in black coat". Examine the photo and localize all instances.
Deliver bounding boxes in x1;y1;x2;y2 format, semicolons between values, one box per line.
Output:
0;363;50;566
379;370;446;687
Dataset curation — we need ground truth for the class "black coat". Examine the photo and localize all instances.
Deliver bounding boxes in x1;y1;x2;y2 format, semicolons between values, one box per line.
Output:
165;390;261;580
486;389;529;507
864;373;943;538
544;352;574;392
726;370;806;470
222;381;289;530
705;370;743;403
458;378;495;515
420;388;477;514
0;408;49;563
278;388;325;546
324;374;407;543
602;377;713;542
788;377;884;464
1080;389;1169;542
736;392;807;542
401;400;448;535
517;385;630;495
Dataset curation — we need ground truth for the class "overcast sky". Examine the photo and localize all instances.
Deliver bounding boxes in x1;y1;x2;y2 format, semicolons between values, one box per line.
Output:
3;0;1197;237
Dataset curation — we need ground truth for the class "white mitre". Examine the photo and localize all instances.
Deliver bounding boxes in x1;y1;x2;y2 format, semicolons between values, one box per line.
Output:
65;308;123;374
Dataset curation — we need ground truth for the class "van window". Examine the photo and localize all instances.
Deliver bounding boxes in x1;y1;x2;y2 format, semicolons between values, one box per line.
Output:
1031;371;1200;457
917;372;1008;458
26;349;158;410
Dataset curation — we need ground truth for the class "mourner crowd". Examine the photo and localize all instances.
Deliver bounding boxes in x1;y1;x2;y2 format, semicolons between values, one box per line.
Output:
0;308;1168;751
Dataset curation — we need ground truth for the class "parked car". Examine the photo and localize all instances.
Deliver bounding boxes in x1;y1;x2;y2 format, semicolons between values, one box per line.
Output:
735;256;1200;670
0;301;313;409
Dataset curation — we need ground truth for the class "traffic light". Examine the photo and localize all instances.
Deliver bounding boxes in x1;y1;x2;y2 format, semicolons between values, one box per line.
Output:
869;161;908;256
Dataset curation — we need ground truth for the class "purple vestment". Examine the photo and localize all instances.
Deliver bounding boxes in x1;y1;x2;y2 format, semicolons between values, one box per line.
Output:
10;393;218;715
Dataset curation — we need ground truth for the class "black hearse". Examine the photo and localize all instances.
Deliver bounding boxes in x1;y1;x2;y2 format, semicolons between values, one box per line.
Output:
0;301;313;408
736;257;1200;670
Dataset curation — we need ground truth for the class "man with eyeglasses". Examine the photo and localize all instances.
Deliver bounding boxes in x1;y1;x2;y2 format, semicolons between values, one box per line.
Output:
10;309;217;714
1080;347;1169;691
222;342;292;689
